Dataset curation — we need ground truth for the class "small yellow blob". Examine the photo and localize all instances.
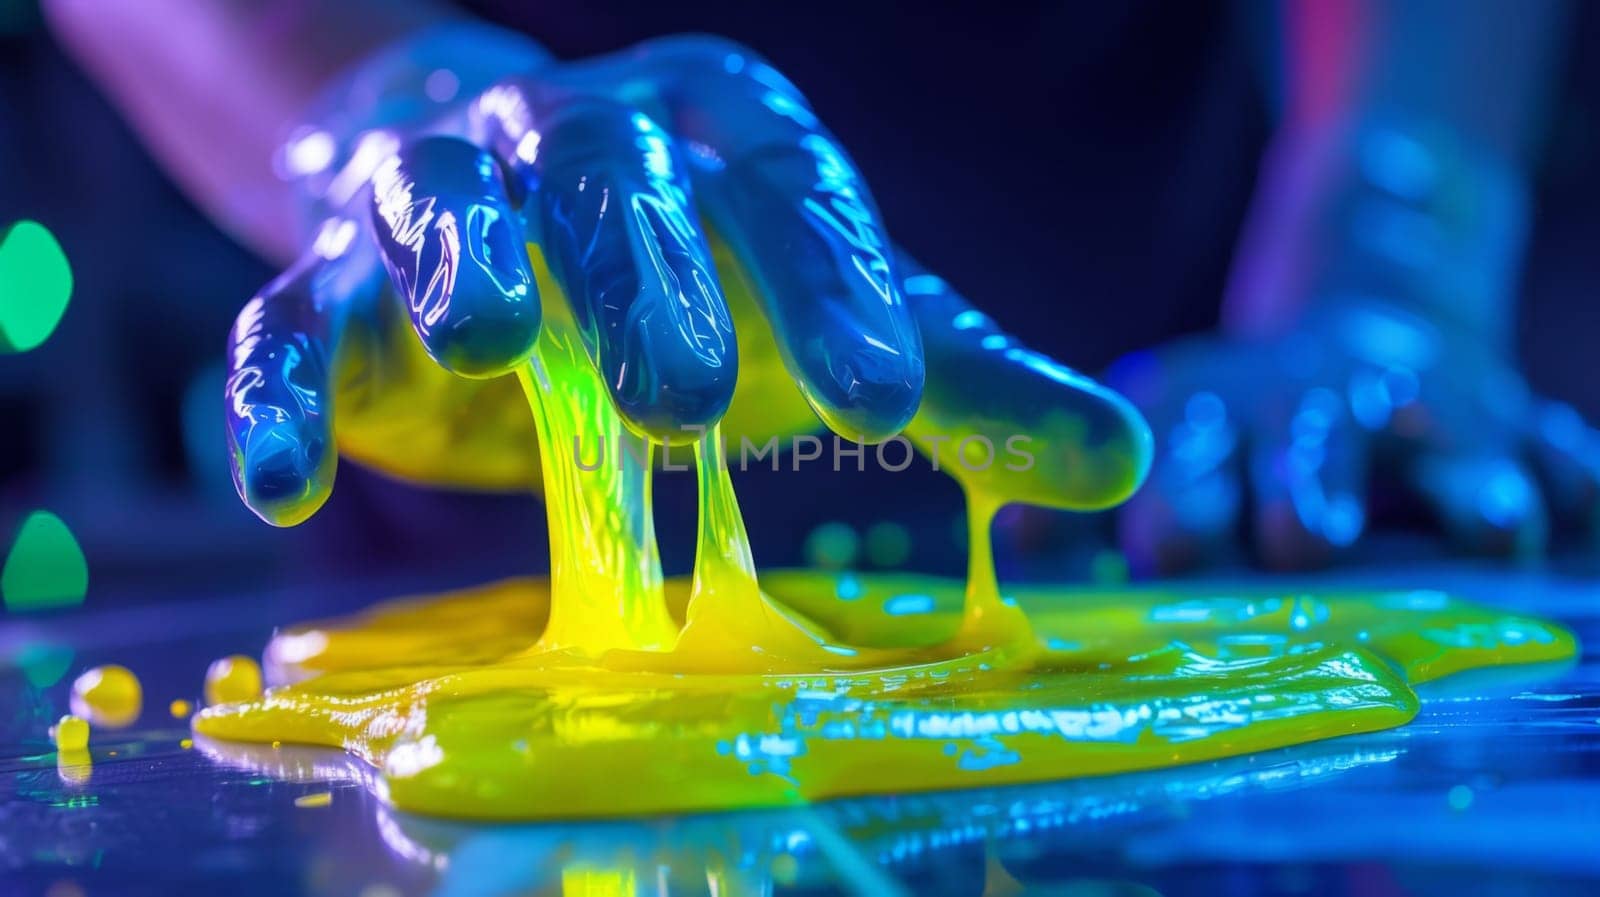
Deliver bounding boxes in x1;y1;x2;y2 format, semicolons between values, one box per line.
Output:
52;714;88;752
55;752;91;786
169;699;192;719
69;664;142;728
561;867;634;895
294;791;333;808
179;738;194;750
204;654;262;705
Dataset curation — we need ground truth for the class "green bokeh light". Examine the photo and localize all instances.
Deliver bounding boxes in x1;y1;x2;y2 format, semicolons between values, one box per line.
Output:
803;521;859;570
1090;548;1130;584
2;511;89;612
16;642;75;688
0;220;74;353
864;521;911;568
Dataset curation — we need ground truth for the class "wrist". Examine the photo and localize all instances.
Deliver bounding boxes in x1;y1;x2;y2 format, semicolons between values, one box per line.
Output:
1223;117;1528;353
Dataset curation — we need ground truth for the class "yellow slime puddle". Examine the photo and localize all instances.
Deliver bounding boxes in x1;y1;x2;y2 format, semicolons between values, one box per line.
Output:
195;247;1576;819
199;572;1571;819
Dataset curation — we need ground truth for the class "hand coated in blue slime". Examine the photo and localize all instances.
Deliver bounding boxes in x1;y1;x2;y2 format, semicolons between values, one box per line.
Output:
223;26;1137;531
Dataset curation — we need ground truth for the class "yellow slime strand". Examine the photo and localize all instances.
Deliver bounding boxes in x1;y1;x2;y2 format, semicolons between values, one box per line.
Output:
948;493;1035;656
639;430;901;673
515;250;675;655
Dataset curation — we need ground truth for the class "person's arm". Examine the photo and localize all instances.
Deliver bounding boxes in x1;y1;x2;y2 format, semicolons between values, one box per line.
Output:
1113;0;1588;574
1225;0;1571;341
43;0;457;262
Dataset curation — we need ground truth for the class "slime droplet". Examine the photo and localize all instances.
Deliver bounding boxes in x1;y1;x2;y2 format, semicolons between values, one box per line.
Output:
70;664;142;728
169;699;192;719
205;655;263;705
52;714;88;752
56;753;92;786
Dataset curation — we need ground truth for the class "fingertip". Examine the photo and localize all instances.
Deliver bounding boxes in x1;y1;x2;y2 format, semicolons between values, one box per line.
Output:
1248;395;1369;569
232;421;335;527
902;274;1147;509
608;322;739;444
425;293;542;380
1254;490;1366;570
1529;400;1600;525
1096;383;1155;506
1473;463;1548;557
521;94;742;441
691;118;924;443
1022;370;1155;513
371;136;540;379
799;336;926;444
1118;403;1245;575
1418;455;1548;557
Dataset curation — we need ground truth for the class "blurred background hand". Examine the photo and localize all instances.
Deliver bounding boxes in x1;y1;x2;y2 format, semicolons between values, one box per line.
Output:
1110;0;1600;574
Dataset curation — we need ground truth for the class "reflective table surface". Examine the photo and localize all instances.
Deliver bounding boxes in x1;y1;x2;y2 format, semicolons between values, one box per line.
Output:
3;561;1598;896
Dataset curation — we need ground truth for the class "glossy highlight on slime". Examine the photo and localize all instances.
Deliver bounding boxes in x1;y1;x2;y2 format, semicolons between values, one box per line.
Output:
196;249;1576;819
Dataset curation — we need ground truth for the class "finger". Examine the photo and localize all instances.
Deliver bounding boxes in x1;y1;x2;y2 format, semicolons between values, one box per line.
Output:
611;37;924;442
478;84;737;441
226;227;362;527
1247;387;1368;570
1119;398;1246;576
1105;348;1246;576
898;254;1151;511
1412;452;1548;557
369;135;539;379
1527;400;1600;527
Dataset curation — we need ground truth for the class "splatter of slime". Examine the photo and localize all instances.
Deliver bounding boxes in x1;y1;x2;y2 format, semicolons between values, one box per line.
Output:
196;248;1576;819
205;655;263;705
52;714;89;752
70;664;141;728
